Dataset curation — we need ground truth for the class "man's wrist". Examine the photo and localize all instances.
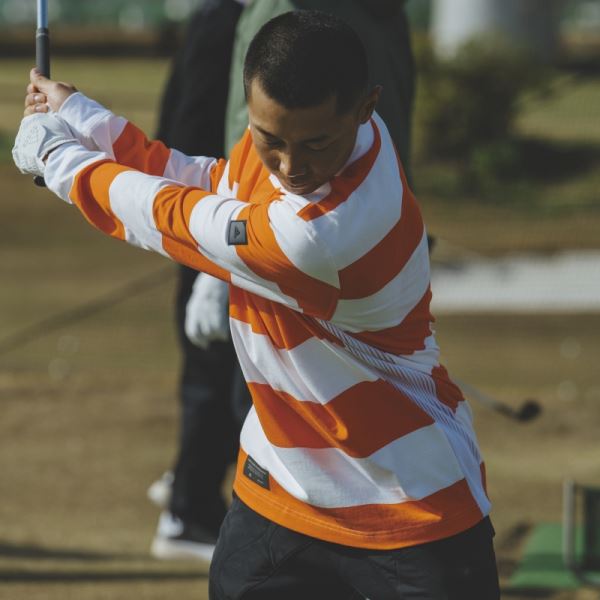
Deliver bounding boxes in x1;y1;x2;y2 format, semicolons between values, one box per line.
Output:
57;92;115;144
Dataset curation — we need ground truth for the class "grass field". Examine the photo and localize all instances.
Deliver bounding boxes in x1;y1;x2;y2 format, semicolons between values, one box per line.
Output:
1;57;600;599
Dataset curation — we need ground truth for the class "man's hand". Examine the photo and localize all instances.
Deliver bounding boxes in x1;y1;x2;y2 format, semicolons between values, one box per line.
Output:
12;113;77;177
23;68;77;116
185;273;230;349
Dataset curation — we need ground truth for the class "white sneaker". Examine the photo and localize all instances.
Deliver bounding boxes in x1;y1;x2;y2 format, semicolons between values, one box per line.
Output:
150;511;217;562
147;471;174;509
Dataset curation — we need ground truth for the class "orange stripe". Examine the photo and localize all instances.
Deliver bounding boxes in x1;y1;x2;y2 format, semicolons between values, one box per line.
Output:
232;286;432;360
230;286;340;350
234;448;484;549
249;380;434;457
431;365;465;413
227;129;253;191
226;130;277;203
235;150;271;202
153;184;231;281
298;119;381;222
235;203;339;318
209;158;228;193
112;122;170;176
70;159;129;240
347;287;434;355
338;190;424;299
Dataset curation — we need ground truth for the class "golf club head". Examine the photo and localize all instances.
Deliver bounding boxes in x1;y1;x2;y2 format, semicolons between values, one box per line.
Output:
517;399;542;422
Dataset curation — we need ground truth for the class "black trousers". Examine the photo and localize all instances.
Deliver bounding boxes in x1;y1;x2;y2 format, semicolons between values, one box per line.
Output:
169;265;251;531
209;496;500;600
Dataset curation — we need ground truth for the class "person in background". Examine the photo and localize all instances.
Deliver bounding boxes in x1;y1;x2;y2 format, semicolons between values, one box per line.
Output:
148;0;250;562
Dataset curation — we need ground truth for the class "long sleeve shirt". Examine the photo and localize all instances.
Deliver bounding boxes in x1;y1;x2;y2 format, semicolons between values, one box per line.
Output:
44;92;490;549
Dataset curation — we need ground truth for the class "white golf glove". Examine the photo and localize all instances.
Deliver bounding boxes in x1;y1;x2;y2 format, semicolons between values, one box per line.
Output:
12;113;77;178
184;273;230;349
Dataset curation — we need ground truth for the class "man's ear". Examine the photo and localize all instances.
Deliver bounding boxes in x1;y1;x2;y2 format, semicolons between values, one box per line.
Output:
358;85;382;124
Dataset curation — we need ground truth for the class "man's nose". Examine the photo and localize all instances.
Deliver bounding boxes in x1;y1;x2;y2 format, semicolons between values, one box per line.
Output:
278;151;307;178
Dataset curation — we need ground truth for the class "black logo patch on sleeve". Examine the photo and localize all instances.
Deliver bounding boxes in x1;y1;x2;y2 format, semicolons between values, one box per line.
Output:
228;220;248;245
243;455;270;490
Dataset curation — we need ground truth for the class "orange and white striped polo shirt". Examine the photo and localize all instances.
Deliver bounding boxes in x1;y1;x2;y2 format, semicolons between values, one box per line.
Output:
45;92;490;549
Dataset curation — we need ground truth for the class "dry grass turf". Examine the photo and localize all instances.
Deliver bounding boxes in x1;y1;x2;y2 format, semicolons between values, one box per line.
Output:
1;57;599;599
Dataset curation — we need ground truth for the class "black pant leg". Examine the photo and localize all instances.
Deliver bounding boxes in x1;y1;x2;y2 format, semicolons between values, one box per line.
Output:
169;265;239;529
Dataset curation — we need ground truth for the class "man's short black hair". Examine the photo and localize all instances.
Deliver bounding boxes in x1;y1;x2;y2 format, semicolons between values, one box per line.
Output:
243;10;369;114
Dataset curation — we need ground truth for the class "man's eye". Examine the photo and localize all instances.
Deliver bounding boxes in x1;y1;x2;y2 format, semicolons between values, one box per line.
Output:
264;138;282;148
306;143;330;152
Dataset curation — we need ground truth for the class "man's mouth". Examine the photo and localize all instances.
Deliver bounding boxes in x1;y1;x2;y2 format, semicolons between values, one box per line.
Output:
281;175;314;193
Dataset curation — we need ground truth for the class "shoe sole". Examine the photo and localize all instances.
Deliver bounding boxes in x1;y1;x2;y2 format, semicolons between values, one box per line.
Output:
150;537;215;562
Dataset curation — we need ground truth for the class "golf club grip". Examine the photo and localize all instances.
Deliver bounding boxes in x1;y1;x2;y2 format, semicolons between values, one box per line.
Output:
36;27;50;78
34;27;50;188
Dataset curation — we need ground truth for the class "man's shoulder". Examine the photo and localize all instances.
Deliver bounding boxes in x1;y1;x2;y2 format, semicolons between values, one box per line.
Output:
298;116;404;223
218;130;269;199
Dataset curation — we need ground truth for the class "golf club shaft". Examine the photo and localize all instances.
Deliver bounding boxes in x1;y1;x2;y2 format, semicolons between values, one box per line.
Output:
34;0;49;187
454;377;519;419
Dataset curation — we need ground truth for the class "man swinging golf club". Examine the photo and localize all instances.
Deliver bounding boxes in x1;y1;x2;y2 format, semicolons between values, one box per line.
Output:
14;10;500;599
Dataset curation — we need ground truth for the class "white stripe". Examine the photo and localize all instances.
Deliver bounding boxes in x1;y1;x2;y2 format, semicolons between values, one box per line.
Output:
164;150;217;188
388;371;487;512
230;319;379;403
46;144;108;204
342;116;376;171
241;409;465;508
216;161;238;197
228;274;300;310
188;193;247;259
307;117;402;271
105;116;128;153
407;334;440;370
108;171;170;256
332;231;431;332
317;319;437;375
268;200;340;288
229;323;269;386
313;319;489;515
58;92;127;155
189;195;303;311
453;402;490;513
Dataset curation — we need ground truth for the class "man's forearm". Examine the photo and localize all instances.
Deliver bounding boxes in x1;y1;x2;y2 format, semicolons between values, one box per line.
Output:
58;93;219;189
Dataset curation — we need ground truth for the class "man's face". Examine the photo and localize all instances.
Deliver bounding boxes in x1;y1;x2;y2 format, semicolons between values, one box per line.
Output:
247;79;377;196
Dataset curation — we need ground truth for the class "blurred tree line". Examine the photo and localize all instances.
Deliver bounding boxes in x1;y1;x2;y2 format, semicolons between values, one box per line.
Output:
1;0;598;31
0;0;597;202
0;0;199;28
412;0;599;194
